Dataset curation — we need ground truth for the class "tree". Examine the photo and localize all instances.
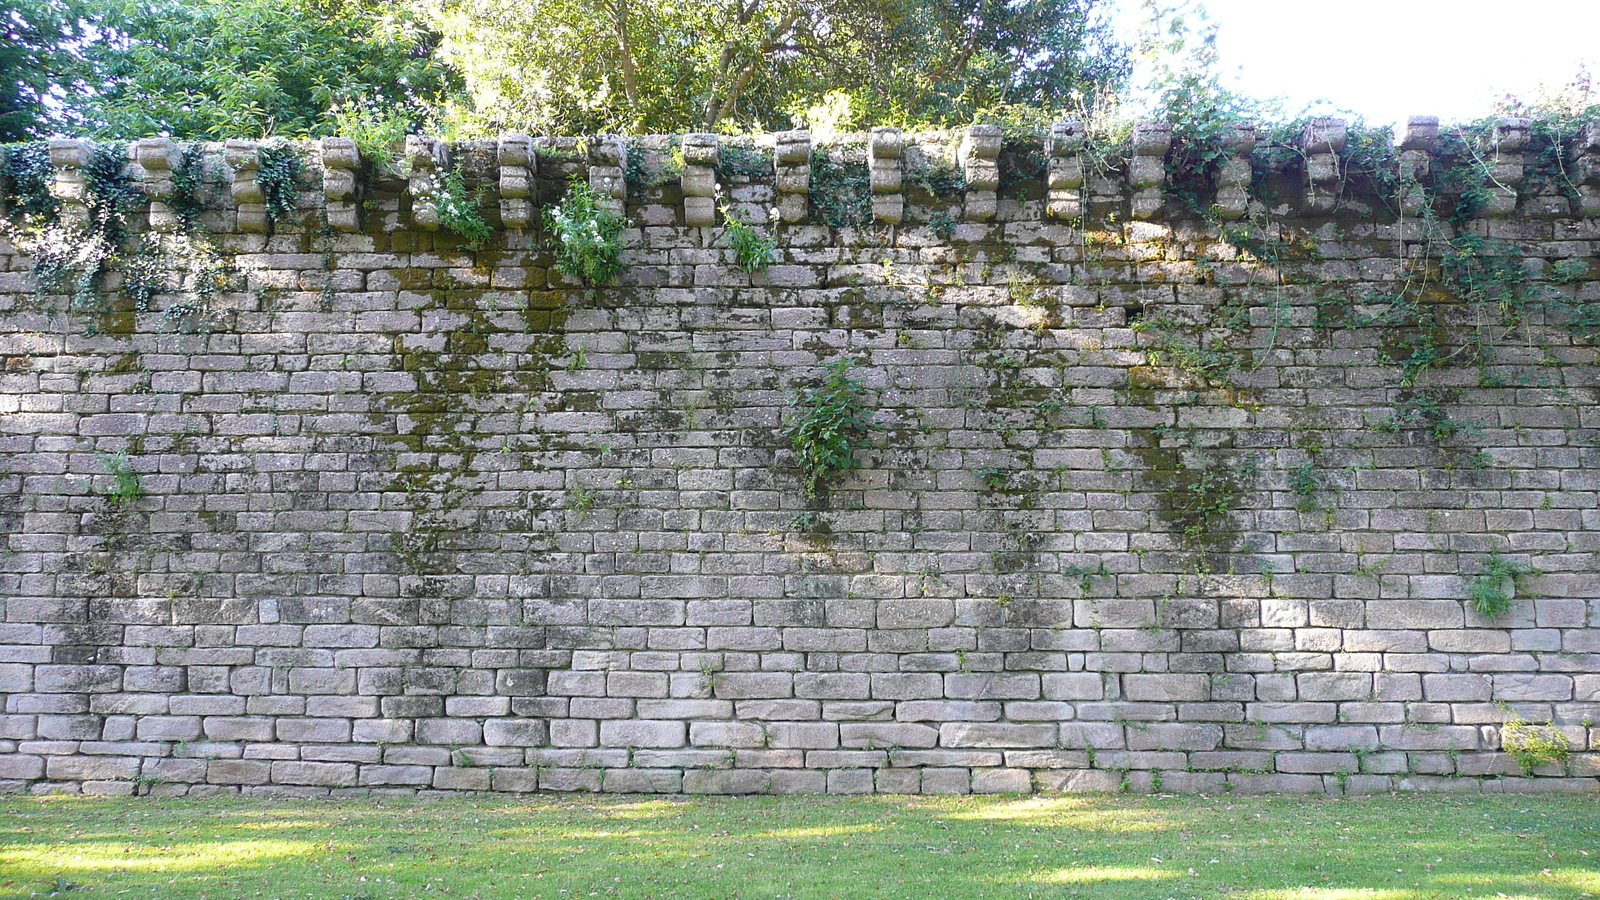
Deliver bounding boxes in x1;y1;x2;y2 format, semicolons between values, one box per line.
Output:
0;0;85;140
63;0;459;138
418;0;1129;134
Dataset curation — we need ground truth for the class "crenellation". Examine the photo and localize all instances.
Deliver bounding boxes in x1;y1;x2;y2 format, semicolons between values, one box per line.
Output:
403;135;446;231
319;138;362;234
1576;123;1600;217
1045;120;1085;222
587;134;627;218
47;139;94;228
224;139;267;233
1128;121;1171;220
1214;123;1255;220
1480;118;1529;218
1397;116;1438;218
868;127;904;225
772;130;812;224
959;124;1002;221
132;138;182;232
1301;117;1347;215
680;133;720;227
496;134;537;229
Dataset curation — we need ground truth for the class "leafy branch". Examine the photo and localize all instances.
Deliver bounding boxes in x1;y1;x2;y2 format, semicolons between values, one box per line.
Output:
782;358;878;500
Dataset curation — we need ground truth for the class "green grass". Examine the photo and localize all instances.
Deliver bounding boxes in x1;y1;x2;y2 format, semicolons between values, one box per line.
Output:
2;794;1596;899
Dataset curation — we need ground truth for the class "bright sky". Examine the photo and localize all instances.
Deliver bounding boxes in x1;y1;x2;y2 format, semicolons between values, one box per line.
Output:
1110;0;1600;129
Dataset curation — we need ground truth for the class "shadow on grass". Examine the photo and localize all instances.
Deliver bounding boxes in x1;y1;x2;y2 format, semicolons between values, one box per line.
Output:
0;794;1596;900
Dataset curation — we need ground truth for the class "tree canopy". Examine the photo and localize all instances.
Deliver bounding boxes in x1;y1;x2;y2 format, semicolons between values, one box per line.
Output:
423;0;1129;134
1;0;1129;139
0;0;85;141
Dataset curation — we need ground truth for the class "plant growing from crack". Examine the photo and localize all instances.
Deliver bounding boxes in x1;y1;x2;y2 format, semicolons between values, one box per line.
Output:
782;358;877;500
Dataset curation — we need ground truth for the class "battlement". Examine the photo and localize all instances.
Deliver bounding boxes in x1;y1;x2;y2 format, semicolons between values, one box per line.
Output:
12;116;1600;241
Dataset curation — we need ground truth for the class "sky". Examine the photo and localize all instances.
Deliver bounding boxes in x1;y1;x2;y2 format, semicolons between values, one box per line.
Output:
1109;0;1600;129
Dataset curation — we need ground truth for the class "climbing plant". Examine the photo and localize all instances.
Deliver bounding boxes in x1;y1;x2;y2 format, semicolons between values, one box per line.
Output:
257;142;303;226
26;143;141;319
807;144;871;230
0;142;58;221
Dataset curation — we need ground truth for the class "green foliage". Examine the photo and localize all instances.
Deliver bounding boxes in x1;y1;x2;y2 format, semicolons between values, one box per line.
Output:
783;358;877;500
0;0;86;140
714;145;772;180
1357;233;1544;393
1131;313;1239;385
122;232;233;331
1063;560;1110;590
256;143;303;225
421;0;1128;134
1287;460;1322;513
331;100;411;170
1339;124;1404;209
808;144;872;230
29;143;142;318
82;144;144;244
1550;258;1588;285
785;511;821;533
1466;552;1536;619
1441;234;1534;325
622;142;651;197
997;137;1047;191
1171;462;1243;536
722;209;775;273
1379;391;1481;445
6;138;227;331
974;466;1010;490
168;143;206;231
432;168;492;248
544;180;624;285
1500;718;1570;775
926;212;958;241
905;160;965;198
62;0;454;139
567;487;598;522
622;138;683;196
96;450;143;508
1428;129;1495;225
1141;0;1263;215
1;142;59;222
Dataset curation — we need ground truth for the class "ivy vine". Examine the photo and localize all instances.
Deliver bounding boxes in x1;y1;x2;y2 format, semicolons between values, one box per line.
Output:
257;142;303;226
807;144;871;230
1;142;58;221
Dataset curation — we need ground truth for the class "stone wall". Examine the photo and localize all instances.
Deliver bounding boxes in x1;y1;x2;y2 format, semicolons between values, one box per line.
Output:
1;120;1598;797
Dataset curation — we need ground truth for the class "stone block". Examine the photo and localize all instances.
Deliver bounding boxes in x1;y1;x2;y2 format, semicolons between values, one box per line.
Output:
939;723;1055;748
600;720;686;749
919;768;972;794
1123;674;1209;702
270;761;358;787
682;769;770;794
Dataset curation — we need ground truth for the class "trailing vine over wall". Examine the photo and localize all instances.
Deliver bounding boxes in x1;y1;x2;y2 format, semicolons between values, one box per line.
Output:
257;142;303;226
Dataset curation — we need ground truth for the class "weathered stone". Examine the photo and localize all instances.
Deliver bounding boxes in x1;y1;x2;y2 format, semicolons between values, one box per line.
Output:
0;128;1596;799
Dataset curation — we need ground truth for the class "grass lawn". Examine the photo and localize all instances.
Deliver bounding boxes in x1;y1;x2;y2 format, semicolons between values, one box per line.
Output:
1;793;1596;900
